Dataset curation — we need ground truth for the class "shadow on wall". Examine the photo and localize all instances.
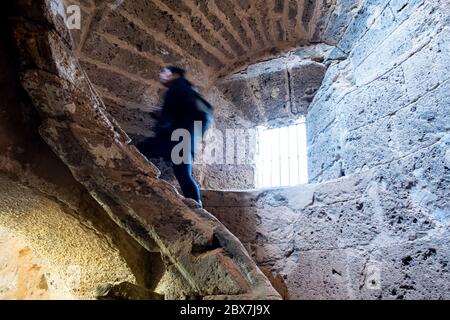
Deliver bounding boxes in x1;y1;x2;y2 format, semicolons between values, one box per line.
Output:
201;191;292;299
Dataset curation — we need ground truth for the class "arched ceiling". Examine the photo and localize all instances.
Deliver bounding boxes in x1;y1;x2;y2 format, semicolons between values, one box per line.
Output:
64;0;361;137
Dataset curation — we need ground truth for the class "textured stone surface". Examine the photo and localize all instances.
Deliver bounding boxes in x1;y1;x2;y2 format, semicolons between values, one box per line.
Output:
59;0;370;191
216;45;333;127
317;0;364;45
59;0;353;149
203;133;450;299
307;0;450;183
0;176;138;299
0;9;164;300
61;0;450;192
12;0;280;300
2;0;449;301
289;61;327;115
96;281;164;300
0;227;72;300
201;46;330;189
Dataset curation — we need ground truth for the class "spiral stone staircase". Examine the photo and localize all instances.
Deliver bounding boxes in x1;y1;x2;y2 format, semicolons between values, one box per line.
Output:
4;0;288;300
1;0;449;300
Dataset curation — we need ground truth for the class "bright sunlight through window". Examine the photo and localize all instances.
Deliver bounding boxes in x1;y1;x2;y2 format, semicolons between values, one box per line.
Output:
255;119;308;188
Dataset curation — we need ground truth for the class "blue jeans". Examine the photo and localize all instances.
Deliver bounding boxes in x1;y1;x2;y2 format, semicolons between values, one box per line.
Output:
136;123;203;205
172;151;201;204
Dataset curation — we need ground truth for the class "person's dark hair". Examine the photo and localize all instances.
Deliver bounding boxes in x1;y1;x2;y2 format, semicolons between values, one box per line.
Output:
167;65;186;78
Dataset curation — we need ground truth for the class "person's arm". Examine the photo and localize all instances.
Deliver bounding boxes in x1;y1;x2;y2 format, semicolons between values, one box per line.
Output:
167;83;197;121
153;91;174;138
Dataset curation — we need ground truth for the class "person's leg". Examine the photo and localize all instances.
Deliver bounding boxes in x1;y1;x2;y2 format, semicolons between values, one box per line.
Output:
136;135;172;161
172;157;202;206
136;137;163;159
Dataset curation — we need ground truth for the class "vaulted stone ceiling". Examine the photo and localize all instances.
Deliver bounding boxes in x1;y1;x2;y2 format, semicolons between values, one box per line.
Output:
66;0;360;137
71;0;339;79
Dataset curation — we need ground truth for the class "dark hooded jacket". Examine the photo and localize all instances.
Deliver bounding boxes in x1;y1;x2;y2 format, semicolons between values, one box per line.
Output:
138;77;213;160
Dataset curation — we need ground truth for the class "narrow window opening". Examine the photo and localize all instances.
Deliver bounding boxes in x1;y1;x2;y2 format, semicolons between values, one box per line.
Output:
255;118;308;188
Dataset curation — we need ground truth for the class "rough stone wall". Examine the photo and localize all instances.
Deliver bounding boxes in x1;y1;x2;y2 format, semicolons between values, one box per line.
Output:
200;44;330;189
0;227;71;299
203;135;450;299
307;0;449;183
2;0;448;300
201;0;450;299
0;176;137;299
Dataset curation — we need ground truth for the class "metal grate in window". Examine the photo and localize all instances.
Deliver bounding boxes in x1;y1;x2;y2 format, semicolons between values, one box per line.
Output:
256;119;308;188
